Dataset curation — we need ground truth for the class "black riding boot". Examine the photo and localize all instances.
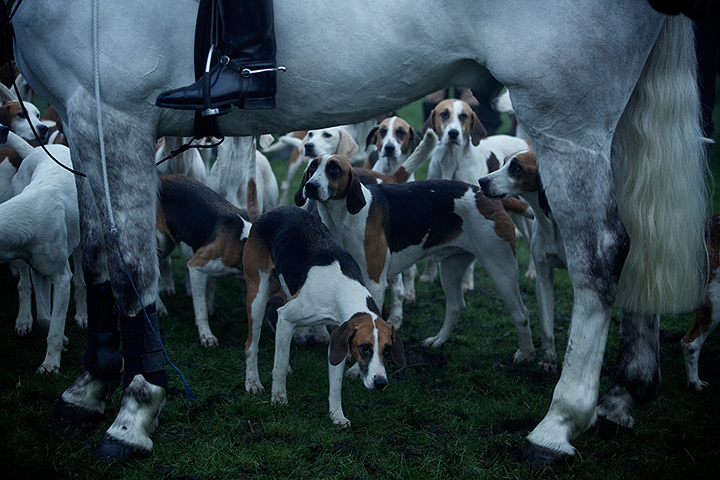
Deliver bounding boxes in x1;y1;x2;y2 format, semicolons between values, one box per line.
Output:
156;0;281;115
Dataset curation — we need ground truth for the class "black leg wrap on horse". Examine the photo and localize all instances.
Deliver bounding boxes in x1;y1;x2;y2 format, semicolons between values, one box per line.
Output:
119;303;168;390
82;282;123;381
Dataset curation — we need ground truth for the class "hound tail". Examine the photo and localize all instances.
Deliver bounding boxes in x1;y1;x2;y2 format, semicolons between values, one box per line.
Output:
390;130;438;183
0;129;35;159
613;14;708;314
246;138;261;223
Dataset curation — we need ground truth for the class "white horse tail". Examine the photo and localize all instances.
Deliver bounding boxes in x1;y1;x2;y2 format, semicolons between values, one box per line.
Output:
613;14;707;314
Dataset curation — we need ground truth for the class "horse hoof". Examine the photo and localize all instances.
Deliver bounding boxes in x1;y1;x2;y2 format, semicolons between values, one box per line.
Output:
94;435;150;463
53;399;103;425
521;440;572;466
590;415;634;439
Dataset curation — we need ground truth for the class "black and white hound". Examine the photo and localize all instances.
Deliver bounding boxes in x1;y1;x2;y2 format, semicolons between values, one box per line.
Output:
295;153;534;361
242;206;405;427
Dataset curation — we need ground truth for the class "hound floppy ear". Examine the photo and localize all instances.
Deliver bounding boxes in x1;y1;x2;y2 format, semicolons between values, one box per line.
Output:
345;167;366;215
365;126;380;149
336;130;359;159
420;109;436;135
408;127;421;153
0;103;11;127
294;163;312;207
329;320;357;366
470;111;488;146
391;326;406;368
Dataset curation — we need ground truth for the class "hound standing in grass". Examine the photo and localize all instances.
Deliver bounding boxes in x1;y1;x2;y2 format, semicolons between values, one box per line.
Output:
243;206;405;427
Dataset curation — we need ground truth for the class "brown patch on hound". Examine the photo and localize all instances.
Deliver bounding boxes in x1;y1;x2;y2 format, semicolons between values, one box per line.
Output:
187;227;245;270
243;233;275;351
476;194;517;254
364;203;389;284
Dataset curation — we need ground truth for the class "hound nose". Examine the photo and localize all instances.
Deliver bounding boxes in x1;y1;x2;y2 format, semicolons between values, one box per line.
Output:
304;143;316;156
36;124;49;139
304;181;318;198
373;376;387;390
478;177;489;192
448;129;460;140
383;144;396;155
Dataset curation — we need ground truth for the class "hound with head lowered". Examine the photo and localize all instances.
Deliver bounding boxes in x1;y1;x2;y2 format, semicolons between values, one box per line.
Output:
295;153;534;360
243;206;405;427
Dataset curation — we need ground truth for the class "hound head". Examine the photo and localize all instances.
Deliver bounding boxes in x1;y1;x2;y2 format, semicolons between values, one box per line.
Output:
366;116;418;165
300;126;359;159
329;313;405;390
294;154;366;214
0;101;50;145
422;99;487;147
478;149;540;199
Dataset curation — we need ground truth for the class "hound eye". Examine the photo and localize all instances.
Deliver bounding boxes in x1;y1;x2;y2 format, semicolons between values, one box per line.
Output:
17;112;26;119
322;132;332;138
328;163;341;174
395;128;406;139
509;161;522;175
308;161;318;172
379;127;388;138
383;345;392;359
439;110;450;121
359;344;372;356
458;113;468;122
308;132;314;138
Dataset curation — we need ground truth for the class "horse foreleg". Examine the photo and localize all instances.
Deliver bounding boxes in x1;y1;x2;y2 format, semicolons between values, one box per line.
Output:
58;104;167;461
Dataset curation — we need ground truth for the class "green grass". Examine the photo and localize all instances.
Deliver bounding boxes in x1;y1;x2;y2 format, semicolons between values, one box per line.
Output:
1;87;720;479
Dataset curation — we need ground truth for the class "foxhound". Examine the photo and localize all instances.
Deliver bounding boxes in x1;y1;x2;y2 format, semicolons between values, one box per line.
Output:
243;205;405;427
156;173;252;347
478;150;564;372
276;126;360;206
681;214;720;392
0;100;51;145
0;125;84;373
295;153;533;361
421;98;532;290
364;116;420;179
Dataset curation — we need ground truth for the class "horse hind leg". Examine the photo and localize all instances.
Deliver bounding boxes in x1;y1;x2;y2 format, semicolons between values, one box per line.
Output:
594;311;660;431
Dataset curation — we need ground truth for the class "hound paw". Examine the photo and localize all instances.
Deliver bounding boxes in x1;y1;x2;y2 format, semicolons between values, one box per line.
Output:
245;380;264;394
419;273;436;284
512;349;535;364
421;335;447;348
74;314;88;329
156;303;169;317
63;335;70;351
332;416;352;428
158;285;175;296
271;392;288;405
15;320;32;336
538;357;557;372
344;363;361;379
404;290;416;303
36;363;60;374
689;380;708;392
523;270;537;280
461;281;474;293
200;334;219;347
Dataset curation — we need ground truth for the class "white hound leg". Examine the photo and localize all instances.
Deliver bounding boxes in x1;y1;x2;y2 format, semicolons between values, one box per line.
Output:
328;357;350;427
245;270;271;394
37;266;72;374
681;275;720;392
534;259;557;372
187;266;218;347
12;261;33;336
422;253;475;348
271;309;296;405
